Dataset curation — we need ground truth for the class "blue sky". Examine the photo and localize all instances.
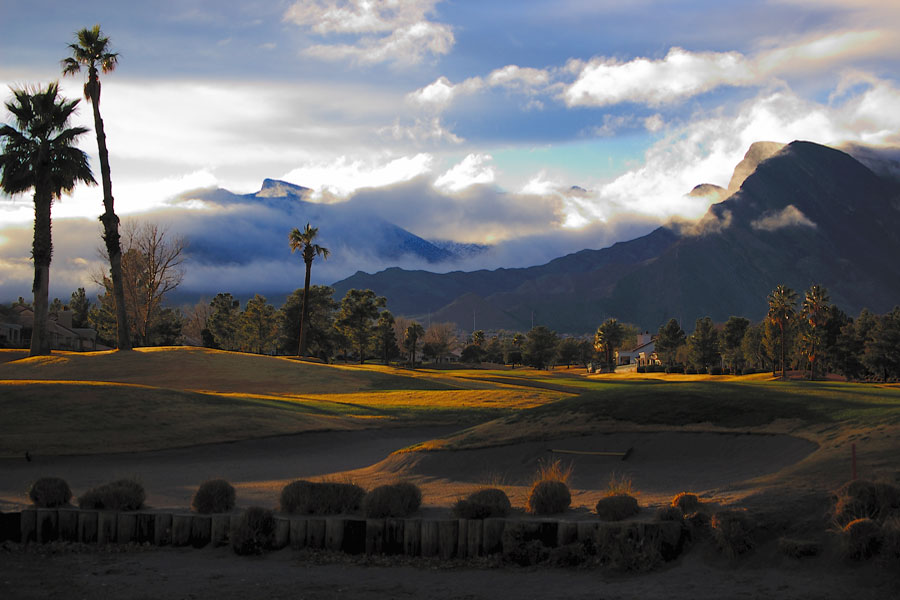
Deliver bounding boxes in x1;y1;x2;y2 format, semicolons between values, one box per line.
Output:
2;0;899;297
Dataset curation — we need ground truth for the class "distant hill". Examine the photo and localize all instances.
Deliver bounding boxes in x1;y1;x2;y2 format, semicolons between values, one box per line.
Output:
333;141;900;333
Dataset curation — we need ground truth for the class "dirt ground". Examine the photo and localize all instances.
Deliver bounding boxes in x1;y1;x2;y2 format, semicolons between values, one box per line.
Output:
1;539;897;600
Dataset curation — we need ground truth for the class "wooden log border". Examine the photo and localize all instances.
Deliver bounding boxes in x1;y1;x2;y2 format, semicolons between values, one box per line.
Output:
5;508;686;562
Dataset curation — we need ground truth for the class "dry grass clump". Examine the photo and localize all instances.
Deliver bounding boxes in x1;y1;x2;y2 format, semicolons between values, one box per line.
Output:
605;472;636;496
452;488;511;519
27;477;72;508
231;506;275;556
841;518;882;560
363;481;422;518
191;479;236;514
832;479;900;526
777;537;821;559
595;494;640;521
531;458;573;485
711;510;754;558
78;478;145;511
656;505;684;522
279;480;365;515
527;480;571;515
671;492;702;514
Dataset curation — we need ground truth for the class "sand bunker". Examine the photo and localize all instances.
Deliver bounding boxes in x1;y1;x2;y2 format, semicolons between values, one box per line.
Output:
0;428;817;511
373;431;818;497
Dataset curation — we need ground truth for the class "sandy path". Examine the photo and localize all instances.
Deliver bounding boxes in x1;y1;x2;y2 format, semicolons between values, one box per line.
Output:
0;426;460;510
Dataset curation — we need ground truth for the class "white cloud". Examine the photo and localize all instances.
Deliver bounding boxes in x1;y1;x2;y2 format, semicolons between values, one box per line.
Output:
434;154;495;192
644;114;665;132
406;76;483;111
380;117;463;144
487;65;552;91
565;47;756;108
564;30;896;109
281;153;434;199
591;78;900;221
285;0;454;66
751;205;817;231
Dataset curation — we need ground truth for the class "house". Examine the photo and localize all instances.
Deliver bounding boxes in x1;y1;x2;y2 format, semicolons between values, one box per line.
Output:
616;332;659;368
0;322;23;347
7;305;98;351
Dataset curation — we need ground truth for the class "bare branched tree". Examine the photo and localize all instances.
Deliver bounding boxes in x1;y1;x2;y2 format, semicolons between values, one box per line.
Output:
94;220;186;345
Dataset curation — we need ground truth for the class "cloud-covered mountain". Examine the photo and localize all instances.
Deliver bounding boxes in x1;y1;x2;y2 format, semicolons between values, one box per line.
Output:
334;141;900;333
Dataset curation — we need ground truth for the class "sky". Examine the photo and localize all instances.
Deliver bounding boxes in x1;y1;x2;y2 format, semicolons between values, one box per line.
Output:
1;0;899;299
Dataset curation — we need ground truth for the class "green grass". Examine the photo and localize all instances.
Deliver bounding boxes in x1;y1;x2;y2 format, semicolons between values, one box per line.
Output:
514;380;900;428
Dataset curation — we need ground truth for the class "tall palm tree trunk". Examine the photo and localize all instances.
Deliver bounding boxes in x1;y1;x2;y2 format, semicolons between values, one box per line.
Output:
88;75;130;351
30;180;53;356
298;261;312;357
779;323;786;380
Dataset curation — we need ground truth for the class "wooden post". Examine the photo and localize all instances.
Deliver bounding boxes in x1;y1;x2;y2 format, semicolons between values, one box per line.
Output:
20;509;36;544
116;512;137;543
482;518;506;554
466;519;483;557
98;511;117;544
78;510;98;544
325;518;344;551
306;518;326;549
384;519;404;555
36;509;59;543
557;521;577;547
420;520;440;557
403;519;422;556
190;515;212;548
365;519;385;554
343;519;366;555
210;515;230;547
0;512;22;543
59;508;79;542
438;519;458;559
154;513;173;546
136;512;156;544
272;517;290;550
456;519;469;559
171;514;192;546
290;518;308;550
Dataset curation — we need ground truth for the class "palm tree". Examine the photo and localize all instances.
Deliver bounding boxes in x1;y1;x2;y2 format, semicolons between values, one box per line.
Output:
289;223;329;356
767;284;798;379
0;83;95;355
801;284;830;380
62;24;131;351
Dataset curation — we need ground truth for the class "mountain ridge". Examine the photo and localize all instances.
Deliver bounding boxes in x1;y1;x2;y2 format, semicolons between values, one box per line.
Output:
333;141;900;333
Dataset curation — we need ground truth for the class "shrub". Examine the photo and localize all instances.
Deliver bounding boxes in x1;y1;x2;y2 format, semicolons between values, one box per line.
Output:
656;505;684;522
526;480;571;515
280;480;365;515
777;537;821;558
595;494;639;521
671;492;702;514
548;543;589;567
502;523;550;566
453;488;511;519
881;517;900;564
711;510;754;558
832;479;900;526
28;477;72;508
78;478;145;511
363;482;422;518
841;518;882;560
192;479;236;514
231;506;275;555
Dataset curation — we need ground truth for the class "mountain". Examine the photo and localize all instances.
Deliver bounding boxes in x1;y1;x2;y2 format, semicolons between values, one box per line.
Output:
179;179;457;267
333;141;900;333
